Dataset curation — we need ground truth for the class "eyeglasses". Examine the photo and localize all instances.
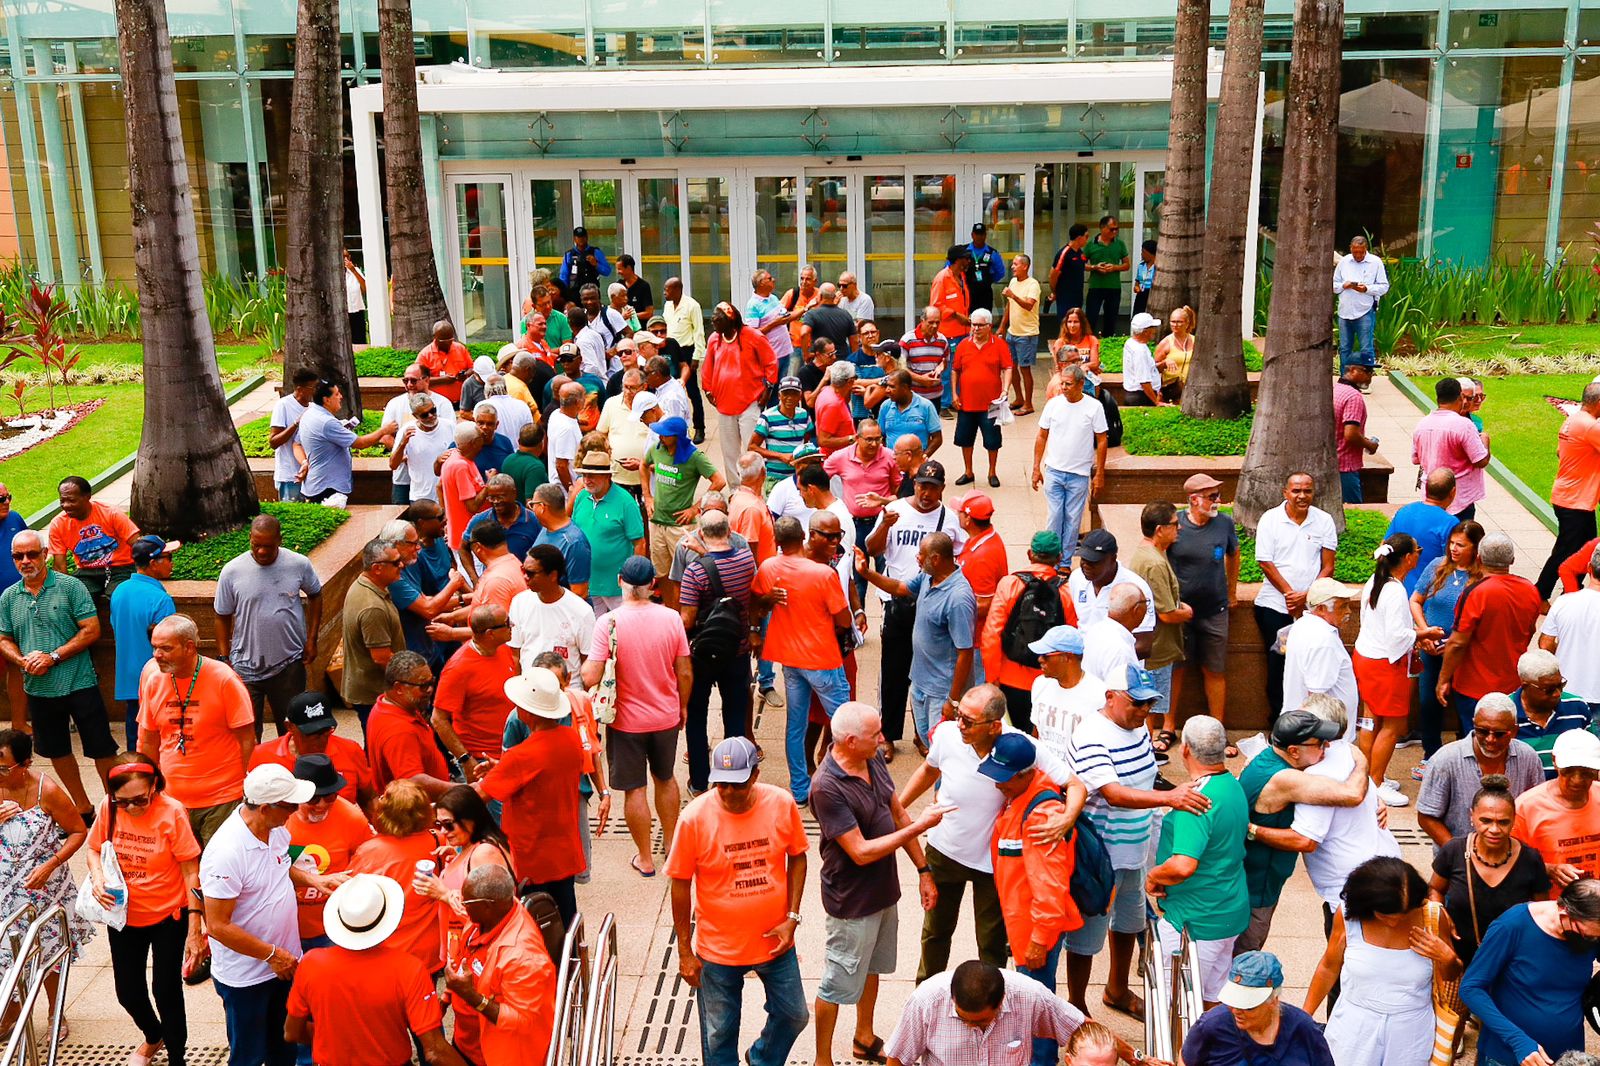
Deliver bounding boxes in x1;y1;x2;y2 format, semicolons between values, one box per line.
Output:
372;559;403;570
956;714;994;729
859;435;884;444
436;817;458;831
1473;727;1512;740
111;793;153;810
10;549;41;560
396;678;437;690
484;622;512;631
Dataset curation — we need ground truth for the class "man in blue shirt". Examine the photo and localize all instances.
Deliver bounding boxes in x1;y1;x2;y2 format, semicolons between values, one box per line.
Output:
558;226;611;294
0;483;26;730
465;475;541;562
390;502;467;671
1385;468;1459;594
874;371;943;456
531;483;593;599
108;535;178;750
965;223;1007;314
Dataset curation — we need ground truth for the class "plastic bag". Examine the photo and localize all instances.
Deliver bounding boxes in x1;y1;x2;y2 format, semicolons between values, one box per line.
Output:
74;841;128;931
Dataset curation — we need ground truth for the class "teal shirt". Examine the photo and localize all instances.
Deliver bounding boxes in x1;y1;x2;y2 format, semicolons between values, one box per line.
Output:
1155;770;1251;940
572;485;646;598
0;569;99;697
501;451;549;503
1085;236;1128;290
1240;747;1300;908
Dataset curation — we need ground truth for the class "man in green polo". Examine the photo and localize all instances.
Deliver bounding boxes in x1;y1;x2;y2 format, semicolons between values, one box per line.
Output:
0;528;120;824
572;443;647;620
1084;214;1130;339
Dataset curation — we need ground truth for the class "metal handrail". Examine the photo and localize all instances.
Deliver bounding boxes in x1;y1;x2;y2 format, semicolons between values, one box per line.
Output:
545;914;589;1066
580;913;619;1066
0;905;74;1066
1144;917;1204;1064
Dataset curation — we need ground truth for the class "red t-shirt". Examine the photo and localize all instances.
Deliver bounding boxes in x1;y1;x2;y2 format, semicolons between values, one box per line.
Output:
434;642;518;758
1452;573;1544;699
751;555;846;671
366;696;451;791
481;725;585;883
958;528;1009;611
814;388;856;455
286;797;375;940
250;734;372;805
348;832;445;972
287;944;444;1064
952;334;1013;412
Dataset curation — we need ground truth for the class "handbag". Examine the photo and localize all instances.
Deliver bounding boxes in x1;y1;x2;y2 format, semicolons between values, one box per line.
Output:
590;617;619;726
74;841;128;931
1427;898;1465;1066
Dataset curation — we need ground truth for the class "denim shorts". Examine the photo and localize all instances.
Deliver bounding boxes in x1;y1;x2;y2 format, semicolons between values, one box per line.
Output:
1007;333;1040;368
1064;866;1147;955
817;905;899;1005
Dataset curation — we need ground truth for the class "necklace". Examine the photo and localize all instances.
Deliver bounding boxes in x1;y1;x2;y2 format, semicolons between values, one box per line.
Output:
1471;833;1511;868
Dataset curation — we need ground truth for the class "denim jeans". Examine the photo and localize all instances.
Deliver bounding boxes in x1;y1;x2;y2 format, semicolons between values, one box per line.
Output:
214;977;294;1066
1016;934;1068;1066
389;483;411;505
1452;692;1480;742
909;687;946;747
1043;467;1091;560
1338;307;1376;369
784;665;850;803
697;948;809;1066
940;361;955;410
275;481;304;502
1416;650;1447;755
1339;471;1365;504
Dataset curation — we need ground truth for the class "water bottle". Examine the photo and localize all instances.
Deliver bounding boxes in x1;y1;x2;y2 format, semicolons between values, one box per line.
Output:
107;884;126;907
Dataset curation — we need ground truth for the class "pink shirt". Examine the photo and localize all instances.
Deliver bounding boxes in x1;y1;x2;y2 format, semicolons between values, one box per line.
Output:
814;388;856;455
1412;408;1488;513
824;446;901;517
1333;381;1368;473
587;601;689;733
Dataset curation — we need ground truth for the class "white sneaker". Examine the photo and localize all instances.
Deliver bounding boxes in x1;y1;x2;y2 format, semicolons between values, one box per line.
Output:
1383;778;1401;790
1377;783;1410;807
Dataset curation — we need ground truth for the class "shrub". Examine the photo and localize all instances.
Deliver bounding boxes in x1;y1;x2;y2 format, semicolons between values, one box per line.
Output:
1235;508;1386;585
354;342;503;378
237;410;387;457
168;502;349;581
1120;408;1253;457
1096;339;1263;375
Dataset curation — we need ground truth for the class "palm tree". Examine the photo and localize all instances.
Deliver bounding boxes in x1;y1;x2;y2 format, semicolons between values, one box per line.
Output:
284;0;360;413
1181;0;1264;420
115;0;259;539
379;0;451;349
1147;0;1210;322
1235;0;1345;531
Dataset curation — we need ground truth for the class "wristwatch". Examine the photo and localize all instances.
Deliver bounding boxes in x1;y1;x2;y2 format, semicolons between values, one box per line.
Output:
1246;823;1258;843
786;911;803;926
49;652;60;664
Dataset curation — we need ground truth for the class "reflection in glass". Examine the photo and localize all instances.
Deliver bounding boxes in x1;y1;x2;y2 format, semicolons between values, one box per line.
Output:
637;177;682;281
754;176;800;284
804;174;850;282
831;23;945;63
455;182;513;342
530;179;576;271
1141;169;1165;251
864;174;908;334
980;172;1028;264
1446;9;1566;49
911;173;956;327
1560;64;1600;247
687;177;731;314
580;178;625;263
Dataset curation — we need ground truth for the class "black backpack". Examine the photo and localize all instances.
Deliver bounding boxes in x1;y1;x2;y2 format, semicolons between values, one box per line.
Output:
690;555;747;670
1000;573;1067;668
1020;792;1117;919
1098;386;1124;448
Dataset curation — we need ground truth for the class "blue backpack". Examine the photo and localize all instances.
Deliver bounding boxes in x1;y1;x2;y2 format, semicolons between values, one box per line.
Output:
1022;792;1118;918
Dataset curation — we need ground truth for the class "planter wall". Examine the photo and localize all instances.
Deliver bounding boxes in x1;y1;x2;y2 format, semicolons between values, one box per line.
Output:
1097;371;1261;402
1096;449;1394;506
251;457;396;506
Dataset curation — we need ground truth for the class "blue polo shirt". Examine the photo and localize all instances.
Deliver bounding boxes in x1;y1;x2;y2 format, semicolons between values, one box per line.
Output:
905;568;976;700
876;394;941;449
474;433;515;477
1511;686;1599;779
534;521;593;590
1385;500;1459;594
465;506;541;562
0;511;26;591
391;539;458;669
107;572;175;701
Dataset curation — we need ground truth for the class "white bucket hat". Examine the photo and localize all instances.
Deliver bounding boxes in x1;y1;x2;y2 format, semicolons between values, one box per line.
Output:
323;874;407;951
505;667;571;721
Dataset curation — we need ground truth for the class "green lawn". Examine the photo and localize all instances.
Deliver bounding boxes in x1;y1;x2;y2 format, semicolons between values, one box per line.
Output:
65;341;273;372
1442;324;1600;362
1409;372;1589;502
1120;407;1253;456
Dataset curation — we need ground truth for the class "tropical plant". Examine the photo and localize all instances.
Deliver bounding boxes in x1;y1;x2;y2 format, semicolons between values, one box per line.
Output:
11;283;81;410
69;282;141;339
1253;264;1272;335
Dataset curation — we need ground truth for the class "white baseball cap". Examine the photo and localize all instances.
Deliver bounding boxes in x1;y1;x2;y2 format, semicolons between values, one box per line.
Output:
243;763;315;805
1130;312;1161;333
1554;729;1600;773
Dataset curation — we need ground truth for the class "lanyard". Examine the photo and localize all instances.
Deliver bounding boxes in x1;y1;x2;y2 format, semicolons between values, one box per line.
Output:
171;659;202;756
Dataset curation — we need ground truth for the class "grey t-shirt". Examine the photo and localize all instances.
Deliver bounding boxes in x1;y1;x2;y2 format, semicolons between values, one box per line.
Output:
668;531;750;583
803;305;857;354
213;549;324;681
1168;510;1239;616
298;404;357;498
1416;737;1545;840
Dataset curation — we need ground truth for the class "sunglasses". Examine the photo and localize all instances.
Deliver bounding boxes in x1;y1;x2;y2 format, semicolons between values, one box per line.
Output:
396;678;437;690
1474;727;1512;740
436;817;458;831
10;550;41;560
957;714;994;729
417;409;438;419
111;793;153;810
0;495;10;503
815;530;843;541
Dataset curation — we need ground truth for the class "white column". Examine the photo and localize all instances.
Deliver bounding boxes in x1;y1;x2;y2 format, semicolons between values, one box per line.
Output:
1242;73;1265;340
352;93;389;345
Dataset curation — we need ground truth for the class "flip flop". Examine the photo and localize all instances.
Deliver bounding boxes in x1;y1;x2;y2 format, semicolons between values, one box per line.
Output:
853;1037;888;1063
1102;992;1146;1022
630;855;657;878
1151;729;1178;754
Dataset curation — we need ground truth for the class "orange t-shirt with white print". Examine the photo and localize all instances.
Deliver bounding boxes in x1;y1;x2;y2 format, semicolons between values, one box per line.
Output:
87;791;200;927
287;797;375;940
136;657;256;810
1514;779;1600;896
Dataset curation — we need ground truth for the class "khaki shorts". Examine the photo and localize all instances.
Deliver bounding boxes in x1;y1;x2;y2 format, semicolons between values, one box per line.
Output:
188;798;242;850
817;906;899;1005
649;522;691;577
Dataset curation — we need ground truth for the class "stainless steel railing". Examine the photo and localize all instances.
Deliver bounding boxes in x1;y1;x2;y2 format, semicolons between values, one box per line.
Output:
0;906;74;1066
546;914;590;1066
580;913;619;1066
1144;917;1205;1063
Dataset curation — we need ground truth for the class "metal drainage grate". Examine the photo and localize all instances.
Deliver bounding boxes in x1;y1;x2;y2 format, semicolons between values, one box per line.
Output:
1390;827;1433;847
56;1047;230;1066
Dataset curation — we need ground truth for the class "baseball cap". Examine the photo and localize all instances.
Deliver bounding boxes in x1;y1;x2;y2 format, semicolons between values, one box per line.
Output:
619;555;656;588
1554;729;1600;772
1270;709;1342;748
1305;577;1359;609
616;337;637;352
1027;624;1084;657
572;226;588;237
1218;952;1284;1010
286;692;337;735
1130;311;1161;333
707;736;761;785
790;442;823;465
1075;528;1118;562
646;315;668;328
913;460;946;486
131;535;181;565
1183;473;1223;494
779;376;804;394
243;763;315;805
956;492;994;521
977;732;1037;783
558;342;580;359
872;340;902;358
971;222;987;235
472;355;496;378
1108;663;1162;703
1029;530;1063;557
293;753;347;798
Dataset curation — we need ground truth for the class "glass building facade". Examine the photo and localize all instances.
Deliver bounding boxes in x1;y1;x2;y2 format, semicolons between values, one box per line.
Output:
0;0;1595;339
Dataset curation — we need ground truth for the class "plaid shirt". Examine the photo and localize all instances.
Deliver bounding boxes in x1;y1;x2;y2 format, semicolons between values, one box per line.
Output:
884;969;1084;1066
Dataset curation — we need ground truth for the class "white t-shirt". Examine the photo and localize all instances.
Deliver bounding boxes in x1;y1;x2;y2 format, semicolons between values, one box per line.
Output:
1282;613;1359;738
767;476;809;523
345;267;365;313
1068;709;1160;870
508;588;597;685
1068;563;1155;633
1292;741;1400;903
547;411;583;475
840;291;876;324
1031;672;1109;764
1037;394;1108;475
381;392;456;487
576;326;610;380
1353;577;1415;664
485;395;533;451
268;394;307;483
200;812;300;988
924;720;1075;873
400;420;457;502
1541;587;1600;703
1252;504;1339;615
1081;618;1140;683
1122;338;1160;396
655;379;693;426
870;499;967;601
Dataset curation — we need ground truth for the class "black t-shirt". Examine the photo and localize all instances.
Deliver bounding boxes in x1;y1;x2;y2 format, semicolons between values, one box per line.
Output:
528;362;555;411
1167;510;1239;616
803;305;857;354
797;363;825;401
625;277;654;316
1432;836;1551;965
1052;245;1088;309
809;752;902;919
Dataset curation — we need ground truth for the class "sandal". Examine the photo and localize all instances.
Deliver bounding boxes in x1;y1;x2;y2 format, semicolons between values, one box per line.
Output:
1151;729;1178;754
853;1037;888;1063
629;855;657;878
127;1040;162;1066
913;737;930;757
1102;991;1146;1022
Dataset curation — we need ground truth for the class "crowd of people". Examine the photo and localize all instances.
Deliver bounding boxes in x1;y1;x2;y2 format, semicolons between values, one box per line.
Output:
0;225;1598;1066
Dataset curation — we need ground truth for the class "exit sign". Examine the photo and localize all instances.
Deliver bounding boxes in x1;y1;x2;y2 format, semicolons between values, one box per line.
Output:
1479;12;1499;26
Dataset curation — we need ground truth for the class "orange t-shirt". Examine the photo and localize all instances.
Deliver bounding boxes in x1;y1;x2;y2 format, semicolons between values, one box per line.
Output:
662;784;808;966
87;792;200;927
441;455;486;551
349;832;444;972
751;555;846;671
249;734;372;805
418;340;472;404
929;267;970;340
952;335;1014;412
1514;779;1600;896
456;905;556;1066
470;553;524;615
47;501;139;570
287;944;444;1065
729;488;777;563
287;797;375;940
1551;409;1600;511
136;657;255;810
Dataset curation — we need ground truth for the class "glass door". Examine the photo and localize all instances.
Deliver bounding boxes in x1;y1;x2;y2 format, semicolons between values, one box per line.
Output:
910;171;958;330
684;173;733;316
801;172;852;288
862;172;908;334
529;177;577;273
577;174;627;274
1136;163;1165;260
752;173;801;289
448;176;515;343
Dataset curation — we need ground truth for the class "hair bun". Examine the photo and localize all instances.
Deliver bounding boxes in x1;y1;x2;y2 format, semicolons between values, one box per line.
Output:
1479;773;1511;794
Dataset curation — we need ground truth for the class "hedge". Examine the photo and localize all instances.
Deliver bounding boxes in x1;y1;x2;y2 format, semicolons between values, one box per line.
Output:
169;502;350;581
354;342;502;378
1121;408;1253;457
1235;507;1386;586
1097;338;1264;374
237;411;387;457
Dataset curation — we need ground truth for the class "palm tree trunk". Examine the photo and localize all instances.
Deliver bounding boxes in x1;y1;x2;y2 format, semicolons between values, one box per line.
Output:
380;0;450;349
115;0;259;539
284;0;359;414
1181;0;1264;420
1147;0;1210;322
1235;0;1345;532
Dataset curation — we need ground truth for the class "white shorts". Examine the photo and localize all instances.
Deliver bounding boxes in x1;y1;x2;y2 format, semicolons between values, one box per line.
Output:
1156;916;1239;1004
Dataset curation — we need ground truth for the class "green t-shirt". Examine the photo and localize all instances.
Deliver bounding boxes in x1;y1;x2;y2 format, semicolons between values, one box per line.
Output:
1240;747;1299;908
1085;236;1128;290
645;446;718;526
1154;770;1251;941
545;312;574;347
572;485;646;598
501;451;548;504
0;570;98;697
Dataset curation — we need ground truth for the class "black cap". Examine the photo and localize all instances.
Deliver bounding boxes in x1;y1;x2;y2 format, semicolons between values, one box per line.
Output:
286;692;337;735
1075;528;1118;562
572;226;587;237
971;222;987;235
913;460;946;486
1270;709;1342;748
292;753;347;798
872;340;902;358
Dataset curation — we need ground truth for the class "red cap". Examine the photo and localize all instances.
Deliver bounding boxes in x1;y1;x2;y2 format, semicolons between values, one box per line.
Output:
957;492;995;520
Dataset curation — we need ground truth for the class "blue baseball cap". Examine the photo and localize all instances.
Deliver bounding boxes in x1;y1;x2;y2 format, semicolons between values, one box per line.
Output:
1110;664;1163;703
1028;624;1084;657
1218;951;1284;1009
618;555;657;587
977;733;1038;783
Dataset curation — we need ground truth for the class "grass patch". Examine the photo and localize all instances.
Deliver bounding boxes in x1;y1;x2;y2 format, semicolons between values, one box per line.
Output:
169;502;349;581
1234;507;1387;585
355;343;503;378
1409;372;1589;502
1097;338;1263;374
237;411;387;458
1121;407;1253;456
1442;324;1600;362
63;342;273;373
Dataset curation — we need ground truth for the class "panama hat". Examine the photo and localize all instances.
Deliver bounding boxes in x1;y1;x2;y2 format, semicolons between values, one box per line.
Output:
323;874;406;951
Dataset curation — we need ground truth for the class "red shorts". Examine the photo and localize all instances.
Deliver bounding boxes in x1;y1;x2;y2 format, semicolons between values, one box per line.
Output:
1352;650;1412;718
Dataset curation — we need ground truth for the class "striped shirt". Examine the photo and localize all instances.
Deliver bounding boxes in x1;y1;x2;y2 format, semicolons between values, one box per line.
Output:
681;547;759;653
1068;709;1159;870
1512;687;1599;779
754;406;813;479
899;330;949;401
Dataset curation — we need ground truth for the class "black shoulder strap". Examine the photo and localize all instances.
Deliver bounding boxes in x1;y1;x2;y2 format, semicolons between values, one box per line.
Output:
935;508;945;532
701;553;726;600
